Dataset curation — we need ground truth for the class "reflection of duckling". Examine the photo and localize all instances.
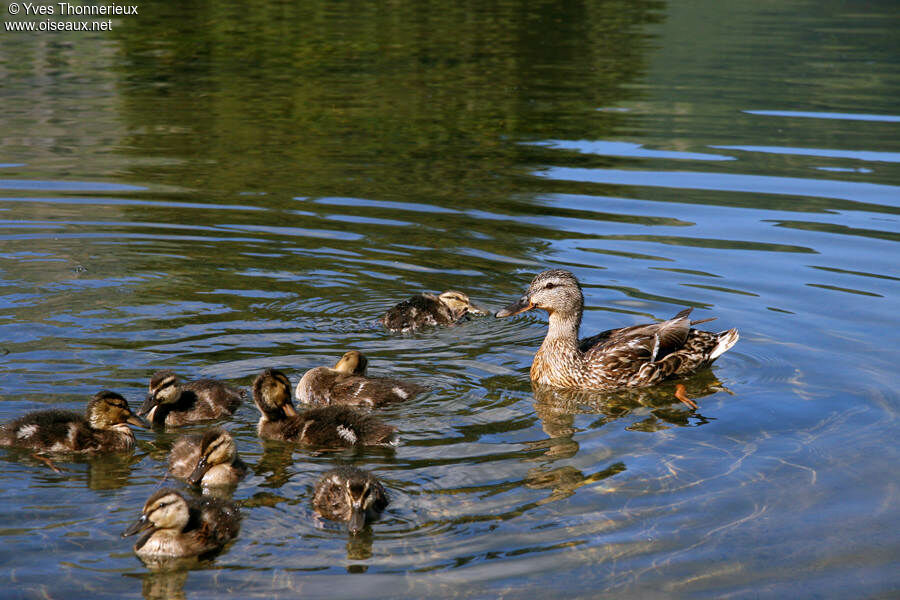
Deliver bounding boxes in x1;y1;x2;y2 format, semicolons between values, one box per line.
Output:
122;488;240;558
313;466;389;534
295;350;426;407
496;269;739;394
253;369;398;448
381;290;487;332
140;370;244;427
0;391;146;453
168;428;247;487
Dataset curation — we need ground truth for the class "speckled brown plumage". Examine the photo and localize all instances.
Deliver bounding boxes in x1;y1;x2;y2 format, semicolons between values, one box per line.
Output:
122;488;240;558
496;269;739;390
140;370;244;427
252;368;398;448
381;290;486;332
295;350;426;407
313;466;389;534
168;428;247;487
0;390;146;453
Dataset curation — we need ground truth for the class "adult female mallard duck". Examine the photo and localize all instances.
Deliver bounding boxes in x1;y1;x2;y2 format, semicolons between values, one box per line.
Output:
122;488;240;559
253;369;398;448
140;370;244;428
496;269;739;399
295;350;426;407
0;390;146;453
381;290;487;332
313;466;389;534
168;428;247;488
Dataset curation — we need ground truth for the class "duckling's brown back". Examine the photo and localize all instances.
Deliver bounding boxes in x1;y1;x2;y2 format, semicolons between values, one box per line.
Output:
381;293;452;331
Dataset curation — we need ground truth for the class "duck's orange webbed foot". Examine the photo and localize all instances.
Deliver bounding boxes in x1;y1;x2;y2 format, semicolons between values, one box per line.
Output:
32;453;62;473
674;384;698;410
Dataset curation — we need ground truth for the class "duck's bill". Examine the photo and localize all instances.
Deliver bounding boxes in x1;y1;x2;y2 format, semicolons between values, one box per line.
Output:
282;402;298;418
122;514;153;538
126;413;149;429
187;458;208;486
347;507;366;535
466;302;489;316
495;295;534;318
137;395;156;417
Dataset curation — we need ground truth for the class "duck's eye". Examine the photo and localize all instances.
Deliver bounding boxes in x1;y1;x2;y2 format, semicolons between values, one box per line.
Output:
544;282;555;290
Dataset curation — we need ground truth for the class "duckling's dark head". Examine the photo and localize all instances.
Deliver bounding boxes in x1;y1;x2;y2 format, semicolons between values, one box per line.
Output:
345;474;375;535
188;428;236;485
139;370;181;417
495;269;584;320
333;351;367;375
87;390;147;430
252;369;297;420
123;488;189;538
438;290;487;319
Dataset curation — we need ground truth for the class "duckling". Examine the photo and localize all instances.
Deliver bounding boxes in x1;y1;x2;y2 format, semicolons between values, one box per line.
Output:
168;428;247;488
381;290;487;332
313;466;389;534
122;488;240;559
253;368;398;448
496;269;739;393
0;390;147;453
140;370;244;427
295;350;426;407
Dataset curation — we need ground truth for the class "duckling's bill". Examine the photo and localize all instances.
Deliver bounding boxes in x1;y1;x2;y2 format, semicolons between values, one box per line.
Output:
122;514;153;538
187;457;209;486
126;413;149;428
137;395;156;417
348;506;366;534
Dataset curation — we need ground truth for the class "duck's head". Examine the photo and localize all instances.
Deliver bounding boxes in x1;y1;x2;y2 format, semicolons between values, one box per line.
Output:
333;351;368;375
495;269;584;319
87;390;147;430
438;291;487;320
122;488;190;538
252;368;298;420
344;474;378;535
187;428;237;486
139;370;181;417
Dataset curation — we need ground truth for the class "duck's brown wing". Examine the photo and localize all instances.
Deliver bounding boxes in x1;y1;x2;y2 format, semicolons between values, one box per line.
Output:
296;368;340;405
581;308;694;363
0;410;93;451
313;474;350;521
300;406;397;447
183;380;243;419
331;375;425;407
382;294;451;331
168;434;202;479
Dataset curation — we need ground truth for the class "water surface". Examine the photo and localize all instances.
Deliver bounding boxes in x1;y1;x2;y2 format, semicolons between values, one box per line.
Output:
0;1;898;598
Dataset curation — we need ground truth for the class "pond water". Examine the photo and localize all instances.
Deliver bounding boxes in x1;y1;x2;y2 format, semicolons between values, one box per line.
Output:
1;1;898;598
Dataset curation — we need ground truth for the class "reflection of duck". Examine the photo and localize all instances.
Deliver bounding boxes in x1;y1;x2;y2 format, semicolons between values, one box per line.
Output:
168;428;247;488
295;350;426;407
140;370;243;428
122;488;240;559
532;375;725;434
496;269;739;393
381;290;487;332
313;466;389;534
253;369;398;448
0;391;146;453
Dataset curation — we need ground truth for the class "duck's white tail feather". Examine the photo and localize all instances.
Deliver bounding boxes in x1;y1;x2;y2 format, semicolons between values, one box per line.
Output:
709;328;739;360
